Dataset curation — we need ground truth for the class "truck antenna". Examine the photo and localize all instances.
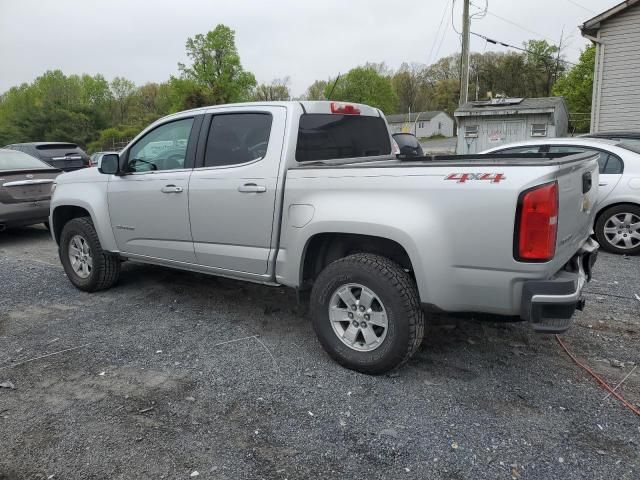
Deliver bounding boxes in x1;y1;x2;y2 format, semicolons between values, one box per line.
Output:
327;74;341;100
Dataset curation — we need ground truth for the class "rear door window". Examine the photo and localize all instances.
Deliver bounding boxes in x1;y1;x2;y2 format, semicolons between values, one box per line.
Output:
547;146;622;174
296;114;391;162
602;154;624;174
203;113;272;168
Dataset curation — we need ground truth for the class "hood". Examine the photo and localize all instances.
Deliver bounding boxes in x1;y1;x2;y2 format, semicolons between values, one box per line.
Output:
55;166;108;185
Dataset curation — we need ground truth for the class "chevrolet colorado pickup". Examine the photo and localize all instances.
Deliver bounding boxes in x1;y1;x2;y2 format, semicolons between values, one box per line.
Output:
50;101;599;374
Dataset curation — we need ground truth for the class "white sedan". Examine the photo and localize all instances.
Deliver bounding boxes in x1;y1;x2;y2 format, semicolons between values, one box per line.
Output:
482;138;640;255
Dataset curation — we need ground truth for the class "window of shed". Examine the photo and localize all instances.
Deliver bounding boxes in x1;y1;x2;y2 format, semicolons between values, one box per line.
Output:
465;125;479;138
531;124;547;137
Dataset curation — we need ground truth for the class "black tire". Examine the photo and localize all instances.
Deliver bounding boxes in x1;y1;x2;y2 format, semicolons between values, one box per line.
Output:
595;204;640;255
310;253;425;374
59;217;120;292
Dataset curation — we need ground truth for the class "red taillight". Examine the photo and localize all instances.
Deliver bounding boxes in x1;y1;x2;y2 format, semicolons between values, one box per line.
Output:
330;102;360;115
515;181;558;261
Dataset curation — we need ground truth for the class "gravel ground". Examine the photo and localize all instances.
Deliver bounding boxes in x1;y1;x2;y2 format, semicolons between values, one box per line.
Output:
0;226;638;480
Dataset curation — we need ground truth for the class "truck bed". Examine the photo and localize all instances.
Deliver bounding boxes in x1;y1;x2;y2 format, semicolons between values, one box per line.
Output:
290;152;590;169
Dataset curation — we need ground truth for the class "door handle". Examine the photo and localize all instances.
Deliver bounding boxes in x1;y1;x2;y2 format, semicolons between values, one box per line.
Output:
599;183;608;187
161;185;183;193
238;183;267;193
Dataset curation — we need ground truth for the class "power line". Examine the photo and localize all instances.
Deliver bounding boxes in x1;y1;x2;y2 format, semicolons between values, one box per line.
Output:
471;31;578;66
565;0;596;14
470;1;561;46
427;0;452;65
451;0;462;35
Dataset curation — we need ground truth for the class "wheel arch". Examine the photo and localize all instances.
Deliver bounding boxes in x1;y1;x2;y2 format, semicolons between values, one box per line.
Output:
51;202;118;252
594;200;640;225
300;232;416;287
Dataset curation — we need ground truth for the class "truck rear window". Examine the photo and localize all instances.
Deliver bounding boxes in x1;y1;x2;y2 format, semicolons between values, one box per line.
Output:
296;114;391;162
35;144;87;158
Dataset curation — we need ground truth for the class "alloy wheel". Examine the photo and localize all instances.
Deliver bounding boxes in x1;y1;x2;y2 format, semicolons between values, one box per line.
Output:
328;283;388;352
68;234;93;279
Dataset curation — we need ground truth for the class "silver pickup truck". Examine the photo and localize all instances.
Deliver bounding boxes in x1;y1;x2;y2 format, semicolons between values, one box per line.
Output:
50;101;599;374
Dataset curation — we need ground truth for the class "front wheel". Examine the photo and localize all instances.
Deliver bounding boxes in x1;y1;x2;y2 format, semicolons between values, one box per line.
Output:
595;205;640;255
310;253;425;374
59;217;120;292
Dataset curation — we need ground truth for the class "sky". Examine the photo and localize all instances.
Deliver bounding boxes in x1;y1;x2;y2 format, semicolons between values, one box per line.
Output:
0;0;620;97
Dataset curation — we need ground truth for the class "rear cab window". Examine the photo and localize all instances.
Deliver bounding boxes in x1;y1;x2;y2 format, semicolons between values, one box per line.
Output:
296;114;391;162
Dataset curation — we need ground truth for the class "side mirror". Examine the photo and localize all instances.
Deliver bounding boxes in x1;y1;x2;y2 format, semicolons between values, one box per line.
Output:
399;145;420;158
98;153;119;175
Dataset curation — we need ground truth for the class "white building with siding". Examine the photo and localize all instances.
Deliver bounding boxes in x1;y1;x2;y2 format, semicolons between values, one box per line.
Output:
454;97;569;154
385;111;454;138
581;0;640;132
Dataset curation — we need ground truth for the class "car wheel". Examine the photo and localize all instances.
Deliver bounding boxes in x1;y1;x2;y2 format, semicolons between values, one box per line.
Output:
310;253;425;374
595;204;640;255
59;217;120;292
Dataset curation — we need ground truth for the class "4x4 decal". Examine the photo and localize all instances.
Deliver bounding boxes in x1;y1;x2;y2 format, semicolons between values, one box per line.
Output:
445;173;506;183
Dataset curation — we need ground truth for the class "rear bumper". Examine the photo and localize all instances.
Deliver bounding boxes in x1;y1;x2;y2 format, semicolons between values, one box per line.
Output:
520;237;599;333
0;201;50;228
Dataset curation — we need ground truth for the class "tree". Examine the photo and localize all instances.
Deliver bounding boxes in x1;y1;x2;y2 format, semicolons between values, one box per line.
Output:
252;78;291;101
326;66;397;113
523;40;565;97
110;77;136;123
303;80;328;101
391;63;429;113
178;24;256;104
552;45;595;132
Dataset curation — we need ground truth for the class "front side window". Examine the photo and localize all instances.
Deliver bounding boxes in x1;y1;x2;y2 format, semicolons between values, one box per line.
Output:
127;118;194;172
531;124;547;137
204;113;272;168
465;125;479;138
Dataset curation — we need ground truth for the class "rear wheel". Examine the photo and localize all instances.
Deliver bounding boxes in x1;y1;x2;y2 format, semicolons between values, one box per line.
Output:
595;204;640;255
310;253;424;374
59;217;120;291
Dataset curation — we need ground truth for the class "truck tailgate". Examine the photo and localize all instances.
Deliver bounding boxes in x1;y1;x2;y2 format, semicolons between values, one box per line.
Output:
553;153;599;263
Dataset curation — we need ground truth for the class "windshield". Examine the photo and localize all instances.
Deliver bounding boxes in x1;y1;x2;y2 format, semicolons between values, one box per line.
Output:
0;149;50;171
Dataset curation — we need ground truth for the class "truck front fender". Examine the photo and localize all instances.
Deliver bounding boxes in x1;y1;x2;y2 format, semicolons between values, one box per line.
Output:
50;182;118;252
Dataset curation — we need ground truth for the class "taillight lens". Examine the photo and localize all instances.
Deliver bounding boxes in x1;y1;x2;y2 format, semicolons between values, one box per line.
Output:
515;181;558;261
330;102;360;115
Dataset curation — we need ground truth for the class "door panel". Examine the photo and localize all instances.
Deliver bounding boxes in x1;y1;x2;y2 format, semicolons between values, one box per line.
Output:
108;171;195;262
107;116;200;263
189;106;287;275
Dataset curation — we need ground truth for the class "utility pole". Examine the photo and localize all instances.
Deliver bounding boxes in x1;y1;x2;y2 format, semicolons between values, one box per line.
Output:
459;0;471;106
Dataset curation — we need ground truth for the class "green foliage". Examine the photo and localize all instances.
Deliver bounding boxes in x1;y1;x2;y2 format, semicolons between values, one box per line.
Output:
553;45;595;132
0;24;260;151
326;66;397;113
178;24;256;105
252;78;291;101
0;30;585;152
303;80;328;101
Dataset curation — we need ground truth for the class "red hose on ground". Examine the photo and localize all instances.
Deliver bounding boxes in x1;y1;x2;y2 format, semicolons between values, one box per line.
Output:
555;334;640;417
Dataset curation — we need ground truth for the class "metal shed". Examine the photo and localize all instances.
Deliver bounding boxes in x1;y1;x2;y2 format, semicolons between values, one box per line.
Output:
454;97;569;154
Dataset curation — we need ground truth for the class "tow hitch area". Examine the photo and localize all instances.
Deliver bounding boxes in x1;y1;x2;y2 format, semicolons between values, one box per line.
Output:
520;238;598;333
